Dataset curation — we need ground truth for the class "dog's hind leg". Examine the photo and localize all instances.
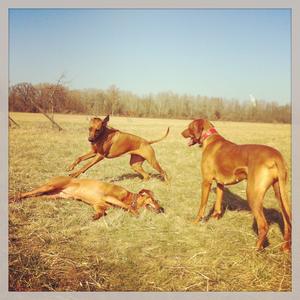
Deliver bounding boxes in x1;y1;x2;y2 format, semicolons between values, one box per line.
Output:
247;168;273;251
9;177;73;202
10;184;58;202
130;154;150;180
138;147;169;182
273;181;291;252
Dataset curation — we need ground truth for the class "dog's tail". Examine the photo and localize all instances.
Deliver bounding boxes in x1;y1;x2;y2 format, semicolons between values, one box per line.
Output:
148;127;170;144
275;157;291;228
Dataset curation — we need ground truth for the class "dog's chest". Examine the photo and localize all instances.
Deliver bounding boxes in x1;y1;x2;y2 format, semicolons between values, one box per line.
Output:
93;139;112;156
94;132;126;157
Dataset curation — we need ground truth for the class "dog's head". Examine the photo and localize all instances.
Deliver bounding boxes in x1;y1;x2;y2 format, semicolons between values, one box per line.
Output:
181;119;214;147
136;189;164;214
88;115;109;143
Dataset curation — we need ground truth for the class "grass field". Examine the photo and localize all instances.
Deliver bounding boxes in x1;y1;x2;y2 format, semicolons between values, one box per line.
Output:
8;112;292;292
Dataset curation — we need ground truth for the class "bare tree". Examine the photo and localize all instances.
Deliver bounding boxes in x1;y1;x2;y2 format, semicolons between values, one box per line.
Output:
106;85;120;116
11;83;63;131
47;74;66;121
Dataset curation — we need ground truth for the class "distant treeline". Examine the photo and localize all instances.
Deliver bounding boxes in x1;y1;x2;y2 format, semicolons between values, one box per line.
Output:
9;82;291;123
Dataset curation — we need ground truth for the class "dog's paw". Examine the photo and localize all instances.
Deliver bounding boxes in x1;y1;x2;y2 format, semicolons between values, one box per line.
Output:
281;242;291;253
69;171;80;178
92;213;101;220
163;176;171;185
92;211;107;220
66;164;75;171
192;217;207;225
129;208;139;216
9;193;21;203
211;211;222;220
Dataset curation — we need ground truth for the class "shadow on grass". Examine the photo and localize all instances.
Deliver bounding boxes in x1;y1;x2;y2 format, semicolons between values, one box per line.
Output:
104;172;164;182
207;187;284;248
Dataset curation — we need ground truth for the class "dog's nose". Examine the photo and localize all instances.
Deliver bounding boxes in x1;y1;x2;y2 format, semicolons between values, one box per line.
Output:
159;207;165;213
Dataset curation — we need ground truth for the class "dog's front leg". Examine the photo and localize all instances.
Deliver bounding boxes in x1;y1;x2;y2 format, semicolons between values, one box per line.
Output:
69;154;104;177
193;179;212;224
212;183;224;219
103;196;138;215
66;150;96;171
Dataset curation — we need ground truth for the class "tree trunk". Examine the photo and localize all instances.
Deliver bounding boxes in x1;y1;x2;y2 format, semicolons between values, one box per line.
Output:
29;98;63;131
9;115;20;127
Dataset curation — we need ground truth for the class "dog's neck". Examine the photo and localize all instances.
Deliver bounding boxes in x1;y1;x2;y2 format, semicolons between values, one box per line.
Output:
201;127;218;143
92;126;118;144
201;127;223;149
124;192;139;210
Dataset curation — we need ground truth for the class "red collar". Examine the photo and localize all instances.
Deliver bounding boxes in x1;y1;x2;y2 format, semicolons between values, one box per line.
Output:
200;128;218;143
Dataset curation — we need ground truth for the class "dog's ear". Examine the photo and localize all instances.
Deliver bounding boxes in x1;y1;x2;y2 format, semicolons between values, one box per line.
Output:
193;119;204;139
103;115;110;125
138;189;154;198
88;116;95;121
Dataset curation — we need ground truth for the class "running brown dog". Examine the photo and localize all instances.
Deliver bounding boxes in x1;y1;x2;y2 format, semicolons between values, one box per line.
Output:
67;115;169;181
181;119;291;252
9;176;164;219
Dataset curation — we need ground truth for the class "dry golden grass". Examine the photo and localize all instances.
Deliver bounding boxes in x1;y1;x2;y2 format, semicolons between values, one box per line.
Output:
9;112;291;291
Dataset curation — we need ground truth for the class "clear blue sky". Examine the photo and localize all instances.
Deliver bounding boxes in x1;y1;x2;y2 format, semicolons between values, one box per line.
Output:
9;9;291;104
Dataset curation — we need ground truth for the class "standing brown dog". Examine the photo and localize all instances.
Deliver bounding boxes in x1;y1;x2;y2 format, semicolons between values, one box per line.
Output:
181;119;291;252
67;115;169;181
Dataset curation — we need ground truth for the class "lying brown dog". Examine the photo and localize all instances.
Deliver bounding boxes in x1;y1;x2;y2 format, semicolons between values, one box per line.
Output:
182;119;291;252
67;115;169;181
9;176;164;219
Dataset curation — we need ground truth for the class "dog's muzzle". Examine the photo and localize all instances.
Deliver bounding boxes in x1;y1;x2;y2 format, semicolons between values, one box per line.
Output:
147;204;164;213
88;129;104;143
158;207;165;213
188;137;201;147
